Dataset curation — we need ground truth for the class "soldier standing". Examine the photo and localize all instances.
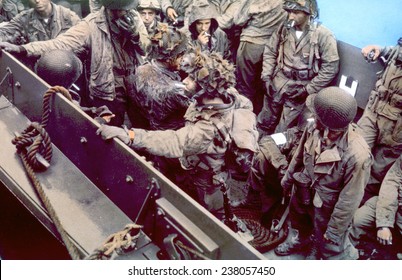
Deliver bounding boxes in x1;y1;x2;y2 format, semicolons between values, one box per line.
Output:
274;87;372;260
257;0;339;136
357;38;402;205
0;0;150;127
232;0;286;114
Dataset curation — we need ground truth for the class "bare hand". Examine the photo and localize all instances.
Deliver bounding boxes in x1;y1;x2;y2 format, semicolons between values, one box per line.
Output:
361;45;381;61
377;227;393;245
167;7;178;22
198;31;210;46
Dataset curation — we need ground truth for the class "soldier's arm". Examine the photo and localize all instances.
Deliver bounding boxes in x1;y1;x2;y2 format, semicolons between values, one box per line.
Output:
376;155;402;229
130;121;215;158
0;11;27;43
216;1;241;31
22;20;91;56
306;29;339;94
261;28;281;81
232;0;250;29
325;146;372;244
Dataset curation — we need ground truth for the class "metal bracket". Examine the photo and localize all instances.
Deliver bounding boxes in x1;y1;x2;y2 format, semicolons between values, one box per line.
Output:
134;178;161;225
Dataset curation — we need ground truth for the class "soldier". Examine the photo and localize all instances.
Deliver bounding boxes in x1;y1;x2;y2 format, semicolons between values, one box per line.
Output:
0;0;80;44
232;0;286;114
0;0;29;24
97;51;258;218
357;38;402;205
257;0;339;136
350;154;402;259
274;87;372;260
0;0;150;127
137;0;161;37
186;1;230;61
132;24;190;131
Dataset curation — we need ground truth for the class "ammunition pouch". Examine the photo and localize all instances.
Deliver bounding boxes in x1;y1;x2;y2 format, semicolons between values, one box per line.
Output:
282;66;315;81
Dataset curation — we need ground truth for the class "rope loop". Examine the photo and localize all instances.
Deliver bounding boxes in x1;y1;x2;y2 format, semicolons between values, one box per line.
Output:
86;224;143;260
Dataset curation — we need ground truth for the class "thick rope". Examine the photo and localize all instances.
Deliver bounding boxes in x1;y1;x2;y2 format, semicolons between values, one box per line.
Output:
86;224;143;260
12;86;82;259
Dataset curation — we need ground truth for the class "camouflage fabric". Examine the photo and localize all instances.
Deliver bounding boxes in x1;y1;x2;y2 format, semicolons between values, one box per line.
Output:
0;3;80;44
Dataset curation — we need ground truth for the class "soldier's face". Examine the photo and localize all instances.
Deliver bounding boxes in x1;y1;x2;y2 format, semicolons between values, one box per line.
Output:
287;10;310;30
139;9;156;27
196;19;211;34
30;0;52;14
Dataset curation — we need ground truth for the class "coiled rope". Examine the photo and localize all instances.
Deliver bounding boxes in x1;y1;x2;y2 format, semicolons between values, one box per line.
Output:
11;86;83;260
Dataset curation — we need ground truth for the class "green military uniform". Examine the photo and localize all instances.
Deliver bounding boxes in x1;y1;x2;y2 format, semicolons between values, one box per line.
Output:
350;154;402;259
258;20;339;135
358;41;402;203
0;3;80;44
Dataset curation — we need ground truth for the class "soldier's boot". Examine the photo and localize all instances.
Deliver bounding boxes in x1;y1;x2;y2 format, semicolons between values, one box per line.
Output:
274;227;309;256
305;235;321;260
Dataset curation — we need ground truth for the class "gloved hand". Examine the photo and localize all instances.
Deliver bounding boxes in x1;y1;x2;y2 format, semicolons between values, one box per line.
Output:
264;79;277;96
0;42;24;54
96;125;132;145
115;13;140;43
287;84;308;102
94;105;115;124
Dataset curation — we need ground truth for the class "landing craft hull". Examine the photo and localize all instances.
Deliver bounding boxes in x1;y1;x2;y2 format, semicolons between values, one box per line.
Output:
0;51;264;260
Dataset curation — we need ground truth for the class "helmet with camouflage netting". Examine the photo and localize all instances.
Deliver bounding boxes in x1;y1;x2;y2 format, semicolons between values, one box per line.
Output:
283;0;319;19
100;0;138;10
180;47;236;104
312;86;357;131
148;23;188;61
35;49;82;89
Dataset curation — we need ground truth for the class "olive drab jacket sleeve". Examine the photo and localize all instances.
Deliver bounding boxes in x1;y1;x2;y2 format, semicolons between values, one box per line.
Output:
323;128;372;244
376;155;402;230
130;120;217;158
306;25;339;95
261;27;281;81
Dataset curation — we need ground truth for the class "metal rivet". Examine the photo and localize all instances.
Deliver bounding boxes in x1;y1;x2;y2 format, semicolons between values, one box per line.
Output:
126;175;134;183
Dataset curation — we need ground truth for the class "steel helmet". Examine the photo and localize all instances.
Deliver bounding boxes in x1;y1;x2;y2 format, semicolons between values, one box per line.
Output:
137;0;161;12
100;0;138;10
283;0;319;19
35;49;82;89
312;87;357;131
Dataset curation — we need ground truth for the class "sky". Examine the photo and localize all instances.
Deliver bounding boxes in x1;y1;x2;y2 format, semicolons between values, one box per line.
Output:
318;0;401;48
